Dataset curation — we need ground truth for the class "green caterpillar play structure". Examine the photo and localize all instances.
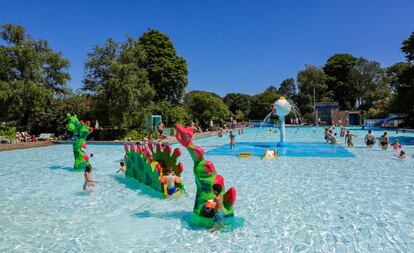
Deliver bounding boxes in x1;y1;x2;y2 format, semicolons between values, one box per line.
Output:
175;124;237;226
66;113;93;171
123;142;184;197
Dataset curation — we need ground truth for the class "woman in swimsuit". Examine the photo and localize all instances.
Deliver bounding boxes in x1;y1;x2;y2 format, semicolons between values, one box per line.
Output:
379;131;389;150
83;165;96;193
364;130;376;147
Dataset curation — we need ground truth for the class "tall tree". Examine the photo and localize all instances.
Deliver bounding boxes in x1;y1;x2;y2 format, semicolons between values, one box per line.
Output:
323;53;357;110
386;62;414;114
348;58;390;110
0;24;70;127
184;91;231;128
139;29;188;104
223;93;254;117
296;65;330;120
84;37;155;129
401;31;414;62
248;86;280;119
278;78;296;98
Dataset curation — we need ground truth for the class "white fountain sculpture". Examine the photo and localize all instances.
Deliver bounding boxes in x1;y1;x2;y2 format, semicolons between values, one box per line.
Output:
273;96;292;146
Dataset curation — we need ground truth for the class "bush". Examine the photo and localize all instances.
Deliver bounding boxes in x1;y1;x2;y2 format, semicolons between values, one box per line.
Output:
123;130;145;141
0;126;16;140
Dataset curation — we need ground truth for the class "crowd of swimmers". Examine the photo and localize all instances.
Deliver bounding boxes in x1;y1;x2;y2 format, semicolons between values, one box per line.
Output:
324;125;408;159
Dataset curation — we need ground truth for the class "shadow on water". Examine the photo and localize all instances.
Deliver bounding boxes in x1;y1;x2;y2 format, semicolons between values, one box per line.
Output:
112;174;163;199
132;210;245;232
49;165;73;171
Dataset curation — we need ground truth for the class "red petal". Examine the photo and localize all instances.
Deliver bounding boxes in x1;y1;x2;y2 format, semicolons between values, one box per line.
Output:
164;145;172;153
173;148;181;157
224;187;237;206
177;162;184;174
214;174;224;188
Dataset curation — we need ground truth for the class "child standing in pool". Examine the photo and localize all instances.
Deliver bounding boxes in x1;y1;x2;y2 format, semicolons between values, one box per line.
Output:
345;130;355;147
330;133;338;144
229;131;235;149
211;184;224;230
83;165;96;193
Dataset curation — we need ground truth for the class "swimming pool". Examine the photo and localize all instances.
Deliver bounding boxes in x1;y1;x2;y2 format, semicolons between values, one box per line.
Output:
0;127;413;252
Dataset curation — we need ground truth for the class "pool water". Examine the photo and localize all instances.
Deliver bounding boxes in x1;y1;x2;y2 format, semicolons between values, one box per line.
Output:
0;127;413;252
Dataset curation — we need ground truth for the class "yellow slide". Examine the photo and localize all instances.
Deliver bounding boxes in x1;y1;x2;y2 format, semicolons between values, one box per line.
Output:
262;149;278;159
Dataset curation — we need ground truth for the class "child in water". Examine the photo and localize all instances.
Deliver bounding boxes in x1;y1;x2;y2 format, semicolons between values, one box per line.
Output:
83;165;96;193
117;161;126;173
345;130;355;147
229;131;235;149
210;184;224;230
399;150;406;159
330;133;338;144
163;169;181;196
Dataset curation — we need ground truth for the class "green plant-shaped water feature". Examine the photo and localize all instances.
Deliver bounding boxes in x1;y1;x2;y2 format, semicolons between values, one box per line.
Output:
124;142;184;196
66;113;93;171
175;125;236;226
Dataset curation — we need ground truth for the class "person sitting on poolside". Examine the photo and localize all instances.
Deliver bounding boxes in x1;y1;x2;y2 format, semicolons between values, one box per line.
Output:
117;161;126;173
163;169;181;196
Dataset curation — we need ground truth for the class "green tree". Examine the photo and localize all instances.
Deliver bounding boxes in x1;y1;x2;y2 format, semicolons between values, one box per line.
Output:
150;101;189;127
183;91;231;128
386;62;414;114
139;29;188;104
348;58;390;111
84;37;155;129
401;31;414;62
223;93;254;116
278;78;296;98
296;65;330;120
323;53;358;109
0;24;70;127
248;86;280;119
30;92;93;134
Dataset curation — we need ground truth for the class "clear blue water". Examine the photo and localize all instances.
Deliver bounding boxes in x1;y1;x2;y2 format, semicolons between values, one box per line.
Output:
0;127;414;252
206;141;354;158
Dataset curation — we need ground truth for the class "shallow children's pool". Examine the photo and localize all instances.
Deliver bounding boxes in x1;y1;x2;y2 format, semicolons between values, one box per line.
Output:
0;127;413;252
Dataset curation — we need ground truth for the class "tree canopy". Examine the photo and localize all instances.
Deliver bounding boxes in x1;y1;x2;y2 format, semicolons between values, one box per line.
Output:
248;86;280;119
323;53;358;110
184;91;231;128
83;37;155;129
223;93;254;118
0;24;70;128
139;29;188;104
401;31;414;62
278;78;296;99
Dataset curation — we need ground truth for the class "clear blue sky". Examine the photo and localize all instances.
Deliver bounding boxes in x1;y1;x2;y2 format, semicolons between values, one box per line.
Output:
1;0;413;96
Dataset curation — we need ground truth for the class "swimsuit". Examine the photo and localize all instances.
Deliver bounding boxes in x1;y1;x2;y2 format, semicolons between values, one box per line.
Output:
167;186;177;195
366;136;375;145
213;210;225;223
83;182;94;192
